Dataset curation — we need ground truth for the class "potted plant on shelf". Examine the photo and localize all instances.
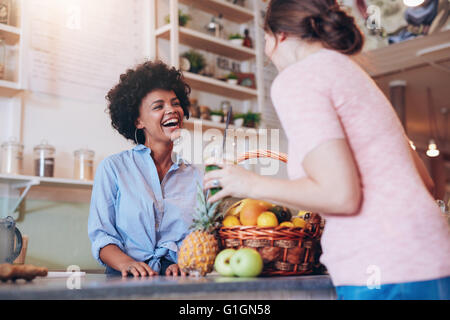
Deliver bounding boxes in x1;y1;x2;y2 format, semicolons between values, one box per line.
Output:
226;72;239;85
165;10;191;27
181;50;206;74
233;113;245;128
228;33;244;46
210;110;224;123
243;111;261;128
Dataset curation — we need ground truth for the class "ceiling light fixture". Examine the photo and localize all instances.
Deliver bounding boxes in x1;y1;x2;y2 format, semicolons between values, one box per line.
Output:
426;139;440;157
403;0;425;7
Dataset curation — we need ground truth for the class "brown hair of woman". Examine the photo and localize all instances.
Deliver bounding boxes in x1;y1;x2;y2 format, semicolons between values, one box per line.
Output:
264;0;364;55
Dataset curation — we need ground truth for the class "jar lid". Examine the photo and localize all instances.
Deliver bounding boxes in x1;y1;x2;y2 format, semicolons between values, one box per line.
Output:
1;137;24;149
74;148;95;157
33;140;55;152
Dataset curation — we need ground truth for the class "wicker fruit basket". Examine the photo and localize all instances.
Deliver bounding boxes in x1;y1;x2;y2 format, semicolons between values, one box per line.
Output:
218;150;326;276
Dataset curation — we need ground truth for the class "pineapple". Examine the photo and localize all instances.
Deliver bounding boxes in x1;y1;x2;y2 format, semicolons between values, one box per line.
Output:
177;183;223;276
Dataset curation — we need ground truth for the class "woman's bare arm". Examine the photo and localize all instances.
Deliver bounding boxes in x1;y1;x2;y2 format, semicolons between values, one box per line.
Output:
205;139;362;215
252;139;362;215
410;148;435;195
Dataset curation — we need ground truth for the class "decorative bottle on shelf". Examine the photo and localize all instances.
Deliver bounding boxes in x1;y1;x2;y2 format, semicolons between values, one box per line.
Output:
0;38;5;80
243;29;253;49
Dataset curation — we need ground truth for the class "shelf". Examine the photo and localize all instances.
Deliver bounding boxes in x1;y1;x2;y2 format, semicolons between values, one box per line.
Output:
179;0;254;24
0;174;93;190
0;174;93;215
354;30;450;78
0;80;22;97
157;25;256;61
183;71;257;100
0;23;21;45
184;118;263;136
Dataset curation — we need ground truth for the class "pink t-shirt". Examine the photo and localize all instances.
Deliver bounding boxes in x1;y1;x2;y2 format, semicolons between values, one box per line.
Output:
271;48;450;286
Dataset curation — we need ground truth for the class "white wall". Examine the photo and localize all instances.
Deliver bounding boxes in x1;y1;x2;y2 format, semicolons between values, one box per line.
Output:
20;92;132;178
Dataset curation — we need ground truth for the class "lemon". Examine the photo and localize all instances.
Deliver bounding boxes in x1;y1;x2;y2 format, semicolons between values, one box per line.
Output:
257;211;278;227
280;221;294;227
222;215;241;227
292;217;307;228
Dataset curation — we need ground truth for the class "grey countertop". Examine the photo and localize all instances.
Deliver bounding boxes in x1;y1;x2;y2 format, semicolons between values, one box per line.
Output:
0;272;336;300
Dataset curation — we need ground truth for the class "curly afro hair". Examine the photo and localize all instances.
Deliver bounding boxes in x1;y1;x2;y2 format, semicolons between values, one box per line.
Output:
106;60;191;145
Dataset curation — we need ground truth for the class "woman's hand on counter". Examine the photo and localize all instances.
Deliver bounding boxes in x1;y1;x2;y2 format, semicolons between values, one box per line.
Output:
165;264;187;277
119;261;158;277
100;244;158;277
204;164;261;203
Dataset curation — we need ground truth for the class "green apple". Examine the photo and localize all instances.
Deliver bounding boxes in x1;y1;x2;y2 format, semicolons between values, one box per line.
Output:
230;248;263;277
214;249;237;277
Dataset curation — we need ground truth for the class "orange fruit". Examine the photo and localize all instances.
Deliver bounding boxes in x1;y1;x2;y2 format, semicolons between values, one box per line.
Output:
257;211;279;227
239;199;274;226
222;216;241;227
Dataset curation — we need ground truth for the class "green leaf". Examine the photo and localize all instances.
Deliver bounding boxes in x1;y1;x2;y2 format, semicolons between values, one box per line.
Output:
196;183;206;208
208;201;220;218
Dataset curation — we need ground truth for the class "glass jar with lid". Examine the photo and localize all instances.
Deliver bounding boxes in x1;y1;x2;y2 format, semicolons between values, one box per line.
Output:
0;137;24;175
74;148;95;181
33;140;55;177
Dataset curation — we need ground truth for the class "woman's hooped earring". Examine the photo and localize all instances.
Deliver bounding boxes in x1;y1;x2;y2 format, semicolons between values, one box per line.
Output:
134;128;140;145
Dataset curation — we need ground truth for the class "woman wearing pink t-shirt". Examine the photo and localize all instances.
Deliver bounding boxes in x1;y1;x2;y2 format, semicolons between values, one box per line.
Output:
204;0;450;300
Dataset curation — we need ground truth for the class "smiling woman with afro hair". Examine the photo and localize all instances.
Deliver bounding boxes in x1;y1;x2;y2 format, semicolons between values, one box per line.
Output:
88;60;202;279
106;60;191;145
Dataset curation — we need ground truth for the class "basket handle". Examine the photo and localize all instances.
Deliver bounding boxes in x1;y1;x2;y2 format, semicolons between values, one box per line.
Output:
236;150;288;164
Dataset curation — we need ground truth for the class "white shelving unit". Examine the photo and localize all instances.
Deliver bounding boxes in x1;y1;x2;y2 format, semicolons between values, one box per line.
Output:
150;0;265;135
0;0;26;150
0;1;25;97
0;174;93;218
184;117;265;136
183;71;258;100
156;25;257;61
179;0;254;24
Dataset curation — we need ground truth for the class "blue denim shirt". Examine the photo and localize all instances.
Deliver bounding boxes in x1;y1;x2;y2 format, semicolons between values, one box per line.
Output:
88;144;201;273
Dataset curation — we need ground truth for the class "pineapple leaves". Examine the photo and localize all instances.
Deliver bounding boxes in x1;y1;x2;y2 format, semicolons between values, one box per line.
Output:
207;200;220;219
190;182;223;232
196;183;206;208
